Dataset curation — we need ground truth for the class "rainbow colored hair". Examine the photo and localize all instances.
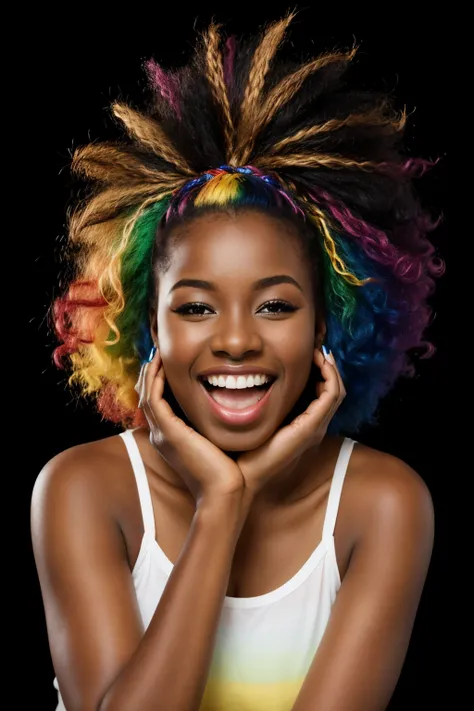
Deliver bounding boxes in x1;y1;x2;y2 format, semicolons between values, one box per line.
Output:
52;16;444;435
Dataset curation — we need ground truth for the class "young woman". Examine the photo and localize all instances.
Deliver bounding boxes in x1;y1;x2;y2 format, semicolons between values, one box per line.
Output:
31;14;442;711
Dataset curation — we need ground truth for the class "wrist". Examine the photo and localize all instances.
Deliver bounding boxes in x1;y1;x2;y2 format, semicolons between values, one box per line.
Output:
197;489;253;531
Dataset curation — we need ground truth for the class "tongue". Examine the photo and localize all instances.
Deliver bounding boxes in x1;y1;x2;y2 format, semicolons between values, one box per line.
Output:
208;387;266;410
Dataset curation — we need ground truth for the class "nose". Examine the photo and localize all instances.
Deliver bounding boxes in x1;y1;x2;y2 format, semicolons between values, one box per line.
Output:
209;309;263;358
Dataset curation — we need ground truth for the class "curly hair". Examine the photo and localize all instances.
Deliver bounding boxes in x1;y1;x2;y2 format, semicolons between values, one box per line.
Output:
52;13;444;435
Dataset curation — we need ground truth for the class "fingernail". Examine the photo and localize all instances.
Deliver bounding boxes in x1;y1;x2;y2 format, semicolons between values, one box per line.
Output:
148;346;157;362
322;345;330;360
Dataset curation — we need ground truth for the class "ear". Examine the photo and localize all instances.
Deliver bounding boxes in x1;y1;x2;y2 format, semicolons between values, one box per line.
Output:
314;319;327;349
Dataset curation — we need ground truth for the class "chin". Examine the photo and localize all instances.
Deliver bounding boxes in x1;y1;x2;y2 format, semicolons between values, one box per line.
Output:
164;375;314;453
195;419;281;454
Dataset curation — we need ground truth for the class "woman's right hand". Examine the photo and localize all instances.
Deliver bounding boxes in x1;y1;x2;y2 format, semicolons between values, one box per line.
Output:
137;346;245;507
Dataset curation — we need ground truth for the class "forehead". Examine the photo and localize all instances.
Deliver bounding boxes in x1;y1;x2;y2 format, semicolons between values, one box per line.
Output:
161;211;311;290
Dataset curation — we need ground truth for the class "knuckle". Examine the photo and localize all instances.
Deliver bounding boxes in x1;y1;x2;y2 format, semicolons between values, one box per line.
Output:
154;431;165;447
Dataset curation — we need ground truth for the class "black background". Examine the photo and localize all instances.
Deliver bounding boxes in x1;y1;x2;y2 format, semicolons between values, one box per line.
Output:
24;7;448;710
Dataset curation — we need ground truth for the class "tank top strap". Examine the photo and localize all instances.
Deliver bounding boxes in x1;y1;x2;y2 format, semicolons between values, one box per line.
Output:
322;437;356;542
119;429;156;539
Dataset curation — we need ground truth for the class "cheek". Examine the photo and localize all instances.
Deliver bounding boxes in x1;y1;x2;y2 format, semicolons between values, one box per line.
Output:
155;319;192;370
278;328;316;402
290;352;315;398
155;325;197;403
157;310;315;379
277;327;315;370
156;309;202;361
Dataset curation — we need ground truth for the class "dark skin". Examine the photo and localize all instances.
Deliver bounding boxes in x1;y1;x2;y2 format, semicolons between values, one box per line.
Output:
148;210;328;505
32;210;435;710
137;208;349;588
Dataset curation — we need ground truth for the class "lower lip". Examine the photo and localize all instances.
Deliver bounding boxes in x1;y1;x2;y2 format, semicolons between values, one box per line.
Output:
199;380;277;426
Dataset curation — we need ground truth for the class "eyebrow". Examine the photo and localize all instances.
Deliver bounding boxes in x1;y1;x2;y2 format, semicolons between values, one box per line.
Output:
168;274;304;296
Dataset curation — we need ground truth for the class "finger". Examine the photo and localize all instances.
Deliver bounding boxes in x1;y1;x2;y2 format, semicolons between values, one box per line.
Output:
257;388;337;467
314;349;340;400
146;350;166;405
308;349;342;423
147;363;176;430
141;353;186;443
315;348;346;402
304;387;339;427
256;350;342;466
323;349;346;399
138;347;161;408
238;353;340;476
134;363;146;395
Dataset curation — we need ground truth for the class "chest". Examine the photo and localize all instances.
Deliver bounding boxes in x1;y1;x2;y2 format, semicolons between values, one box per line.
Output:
125;475;353;598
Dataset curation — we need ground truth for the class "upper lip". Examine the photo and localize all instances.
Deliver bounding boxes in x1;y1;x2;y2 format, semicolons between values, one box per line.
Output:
197;365;278;379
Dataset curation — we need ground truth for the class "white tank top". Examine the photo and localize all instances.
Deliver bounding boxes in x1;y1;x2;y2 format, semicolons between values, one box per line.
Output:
54;430;356;711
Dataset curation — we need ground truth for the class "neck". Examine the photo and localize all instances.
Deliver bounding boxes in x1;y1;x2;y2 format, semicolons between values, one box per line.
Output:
138;426;333;509
246;441;330;509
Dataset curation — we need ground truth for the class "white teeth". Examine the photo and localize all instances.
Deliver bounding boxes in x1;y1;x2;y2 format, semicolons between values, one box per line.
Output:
204;374;273;389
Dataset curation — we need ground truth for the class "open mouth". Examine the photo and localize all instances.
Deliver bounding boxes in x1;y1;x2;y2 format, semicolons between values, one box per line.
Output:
198;376;277;411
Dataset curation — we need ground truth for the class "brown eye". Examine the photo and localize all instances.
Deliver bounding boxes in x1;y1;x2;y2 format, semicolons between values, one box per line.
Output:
173;300;299;317
259;300;298;314
173;302;213;316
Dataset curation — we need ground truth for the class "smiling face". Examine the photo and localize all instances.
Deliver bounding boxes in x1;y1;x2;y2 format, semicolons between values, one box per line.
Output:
151;209;325;453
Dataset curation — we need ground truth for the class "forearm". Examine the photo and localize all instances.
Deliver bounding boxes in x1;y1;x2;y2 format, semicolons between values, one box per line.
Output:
100;492;252;711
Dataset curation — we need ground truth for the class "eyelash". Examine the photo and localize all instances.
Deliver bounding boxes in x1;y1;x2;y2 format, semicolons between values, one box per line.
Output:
173;299;299;317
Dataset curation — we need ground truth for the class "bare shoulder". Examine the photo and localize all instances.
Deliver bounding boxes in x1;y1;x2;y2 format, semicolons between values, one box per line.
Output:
31;433;130;522
347;440;435;551
289;442;436;709
31;433;148;711
349;441;434;509
30;432;138;595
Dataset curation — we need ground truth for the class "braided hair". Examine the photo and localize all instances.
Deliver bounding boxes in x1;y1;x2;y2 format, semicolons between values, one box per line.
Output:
52;13;443;435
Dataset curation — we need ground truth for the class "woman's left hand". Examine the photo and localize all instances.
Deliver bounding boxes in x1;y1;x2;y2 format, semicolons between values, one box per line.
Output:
236;348;346;499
